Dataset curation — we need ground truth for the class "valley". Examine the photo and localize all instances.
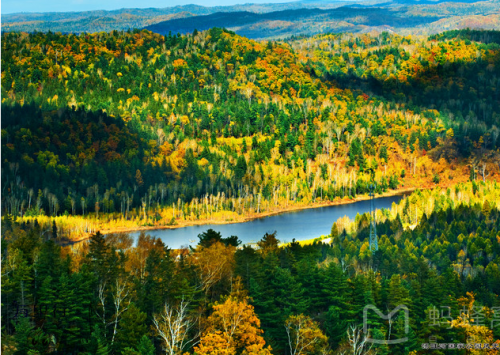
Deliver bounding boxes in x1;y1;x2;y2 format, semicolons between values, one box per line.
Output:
2;8;500;354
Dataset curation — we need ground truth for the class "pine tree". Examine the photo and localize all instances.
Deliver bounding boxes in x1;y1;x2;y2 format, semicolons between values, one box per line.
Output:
54;274;80;351
35;239;63;283
388;274;412;310
242;138;247;153
391;314;419;354
137;244;179;318
331;222;339;241
11;253;34;319
270;267;308;351
423;269;443;309
114;303;147;352
321;263;349;348
51;221;57;240
13;316;37;355
87;232;111;279
93;325;110;355
348;274;375;325
295;258;322;313
197;229;223;248
247;253;281;348
235;245;259;288
235;155;247;180
71;267;96;345
36;276;57;336
136;335;155;355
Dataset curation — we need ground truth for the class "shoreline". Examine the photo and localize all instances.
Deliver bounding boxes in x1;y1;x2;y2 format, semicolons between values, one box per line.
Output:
72;186;417;243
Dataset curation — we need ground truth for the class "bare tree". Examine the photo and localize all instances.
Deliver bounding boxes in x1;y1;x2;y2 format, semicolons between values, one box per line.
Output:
96;281;107;331
141;197;147;220
70;197;76;215
81;197;86;216
94;183;100;218
157;127;166;146
27;188;34;210
243;86;253;107
480;162;490;182
346;324;374;355
126;193;131;220
159;183;167;206
153;299;199;355
110;277;130;345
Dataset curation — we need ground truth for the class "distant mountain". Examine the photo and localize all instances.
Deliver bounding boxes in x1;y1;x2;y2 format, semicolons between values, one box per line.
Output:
1;11;193;34
1;1;362;33
145;1;495;39
145;8;335;35
1;0;498;37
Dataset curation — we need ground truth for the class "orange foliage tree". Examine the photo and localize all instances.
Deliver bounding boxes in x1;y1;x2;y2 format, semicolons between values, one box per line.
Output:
194;296;272;355
189;241;236;294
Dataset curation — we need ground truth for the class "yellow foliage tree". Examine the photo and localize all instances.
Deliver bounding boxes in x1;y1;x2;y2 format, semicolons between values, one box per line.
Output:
451;292;497;355
194;296;272;355
284;314;329;355
189;241;235;293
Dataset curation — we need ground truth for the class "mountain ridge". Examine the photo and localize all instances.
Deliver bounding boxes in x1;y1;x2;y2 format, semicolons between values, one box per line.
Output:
2;0;497;38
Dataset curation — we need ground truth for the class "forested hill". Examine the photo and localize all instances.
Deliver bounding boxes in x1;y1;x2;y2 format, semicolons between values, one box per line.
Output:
0;1;358;34
3;0;499;37
144;6;443;38
2;28;500;235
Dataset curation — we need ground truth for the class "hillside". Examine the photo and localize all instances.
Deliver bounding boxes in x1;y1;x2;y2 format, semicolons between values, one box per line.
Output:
3;26;500;355
0;1;361;34
144;6;444;38
145;0;500;38
2;28;500;239
2;0;499;37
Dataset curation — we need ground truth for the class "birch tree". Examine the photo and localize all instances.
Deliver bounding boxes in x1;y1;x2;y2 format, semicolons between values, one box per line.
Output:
153;299;199;355
285;314;329;355
110;277;130;345
346;324;374;355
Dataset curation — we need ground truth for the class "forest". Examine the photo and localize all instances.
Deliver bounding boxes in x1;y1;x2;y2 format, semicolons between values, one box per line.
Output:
3;28;500;239
2;27;500;354
2;182;500;354
3;0;500;38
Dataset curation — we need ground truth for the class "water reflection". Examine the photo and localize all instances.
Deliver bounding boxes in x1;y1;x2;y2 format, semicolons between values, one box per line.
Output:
126;195;404;249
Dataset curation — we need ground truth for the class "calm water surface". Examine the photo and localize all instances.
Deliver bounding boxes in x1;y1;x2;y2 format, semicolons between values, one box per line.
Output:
127;195;404;249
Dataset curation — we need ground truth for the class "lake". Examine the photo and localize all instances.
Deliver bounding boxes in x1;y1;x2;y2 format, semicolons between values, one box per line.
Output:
126;194;405;249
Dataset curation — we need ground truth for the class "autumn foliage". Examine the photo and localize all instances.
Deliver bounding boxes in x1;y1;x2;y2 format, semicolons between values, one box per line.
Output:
195;296;272;355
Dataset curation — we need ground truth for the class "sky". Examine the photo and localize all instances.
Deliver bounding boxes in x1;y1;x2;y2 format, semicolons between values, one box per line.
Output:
2;0;293;14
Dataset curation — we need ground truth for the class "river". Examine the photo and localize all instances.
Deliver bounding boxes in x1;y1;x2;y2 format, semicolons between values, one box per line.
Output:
126;194;405;249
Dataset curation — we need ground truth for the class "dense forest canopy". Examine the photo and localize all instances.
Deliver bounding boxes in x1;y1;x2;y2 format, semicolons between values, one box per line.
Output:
2;27;500;354
3;28;500;240
2;182;500;354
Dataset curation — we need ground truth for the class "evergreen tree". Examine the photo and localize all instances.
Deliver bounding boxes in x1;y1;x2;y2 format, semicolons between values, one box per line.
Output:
13;316;37;355
84;325;110;355
87;232;111;280
322;263;349;348
136;335;155;355
114;304;147;353
295;258;322;313
235;155;247;181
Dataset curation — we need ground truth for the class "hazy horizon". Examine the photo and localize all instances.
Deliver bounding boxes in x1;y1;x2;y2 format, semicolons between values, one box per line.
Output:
2;0;299;15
